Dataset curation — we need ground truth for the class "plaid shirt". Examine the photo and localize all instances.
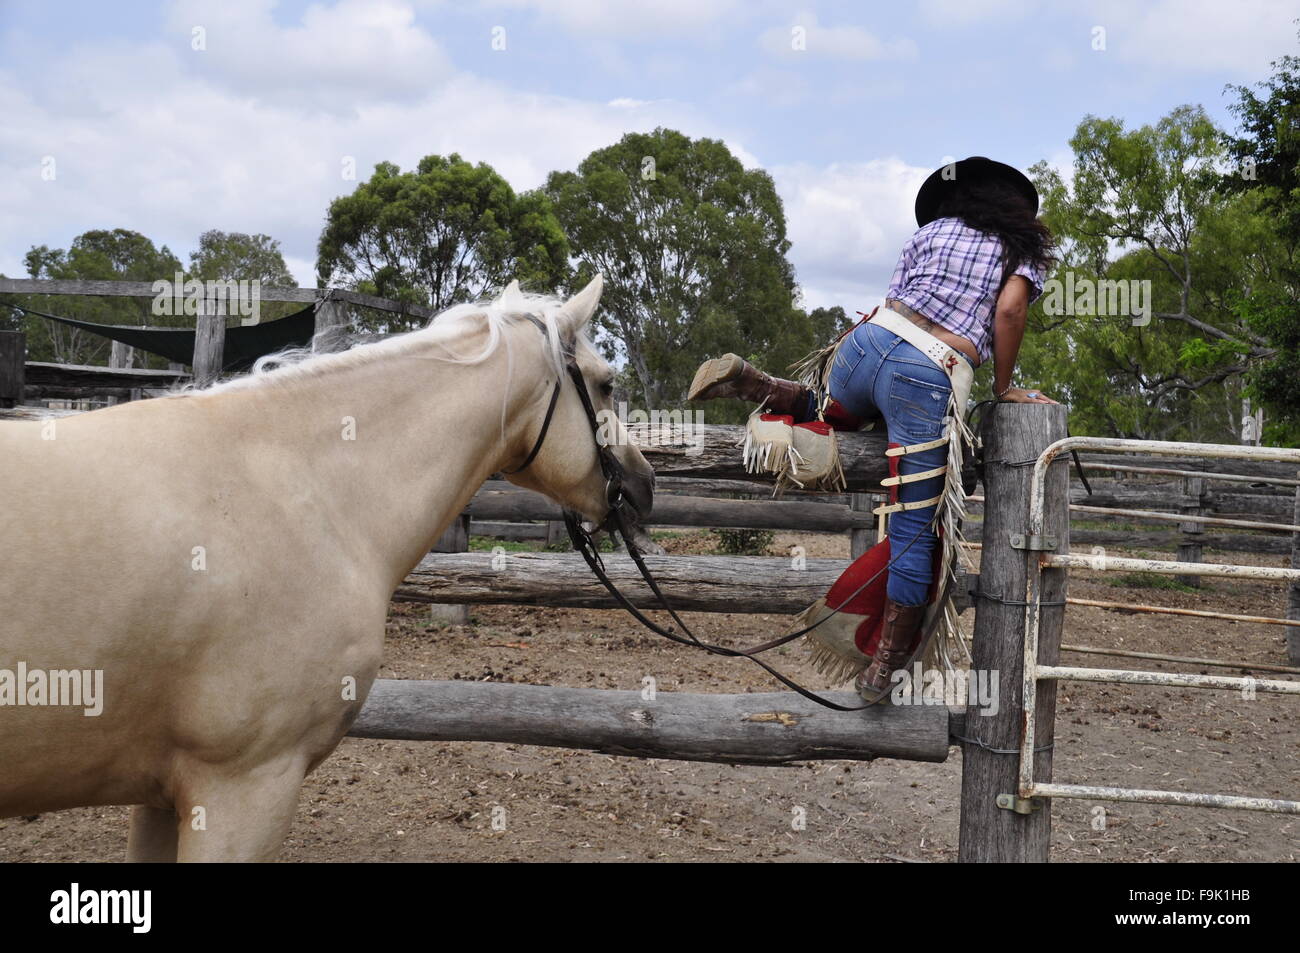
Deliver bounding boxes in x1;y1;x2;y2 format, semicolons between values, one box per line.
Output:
885;216;1045;363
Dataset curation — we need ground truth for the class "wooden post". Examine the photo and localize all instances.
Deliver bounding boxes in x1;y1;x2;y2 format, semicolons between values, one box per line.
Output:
0;330;25;408
544;521;567;548
109;339;134;370
313;294;349;354
849;492;874;558
1176;475;1205;587
428;514;471;625
958;403;1069;863
192;292;225;388
1289;475;1300;666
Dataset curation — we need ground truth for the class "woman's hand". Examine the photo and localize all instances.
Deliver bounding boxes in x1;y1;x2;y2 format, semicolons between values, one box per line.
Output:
999;387;1058;404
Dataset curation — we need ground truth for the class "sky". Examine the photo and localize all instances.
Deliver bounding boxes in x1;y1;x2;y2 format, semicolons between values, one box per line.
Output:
1;0;1297;312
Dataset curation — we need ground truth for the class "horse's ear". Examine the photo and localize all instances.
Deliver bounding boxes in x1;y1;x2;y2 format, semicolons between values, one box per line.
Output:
498;280;521;301
557;274;603;335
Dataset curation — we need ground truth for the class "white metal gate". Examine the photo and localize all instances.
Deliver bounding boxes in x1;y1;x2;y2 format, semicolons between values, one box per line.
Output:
1017;437;1300;815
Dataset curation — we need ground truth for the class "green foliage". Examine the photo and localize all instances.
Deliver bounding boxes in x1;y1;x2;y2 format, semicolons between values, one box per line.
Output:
545;128;821;417
1020;106;1281;442
189;230;294;286
8;229;183;366
1221;35;1300;441
468;536;541;553
713;528;774;555
317;154;569;332
188;229;300;325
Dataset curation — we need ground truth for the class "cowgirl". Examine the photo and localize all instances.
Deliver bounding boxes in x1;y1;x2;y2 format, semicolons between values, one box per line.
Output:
690;156;1058;701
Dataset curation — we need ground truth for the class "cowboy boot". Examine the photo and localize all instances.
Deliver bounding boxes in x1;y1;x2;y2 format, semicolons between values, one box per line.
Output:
688;354;810;416
855;599;926;703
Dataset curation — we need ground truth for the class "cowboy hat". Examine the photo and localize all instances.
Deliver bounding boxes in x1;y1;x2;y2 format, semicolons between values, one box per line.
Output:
914;156;1039;227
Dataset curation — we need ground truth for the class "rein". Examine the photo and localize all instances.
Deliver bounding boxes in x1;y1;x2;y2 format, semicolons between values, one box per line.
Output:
508;317;940;713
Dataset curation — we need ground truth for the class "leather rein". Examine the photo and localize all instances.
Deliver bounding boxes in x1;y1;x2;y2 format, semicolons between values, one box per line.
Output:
505;317;929;713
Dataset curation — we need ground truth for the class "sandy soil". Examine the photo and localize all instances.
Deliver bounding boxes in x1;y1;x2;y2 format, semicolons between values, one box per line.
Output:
2;530;1296;863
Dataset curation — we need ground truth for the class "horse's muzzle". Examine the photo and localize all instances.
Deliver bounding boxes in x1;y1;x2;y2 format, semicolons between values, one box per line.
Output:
612;465;654;527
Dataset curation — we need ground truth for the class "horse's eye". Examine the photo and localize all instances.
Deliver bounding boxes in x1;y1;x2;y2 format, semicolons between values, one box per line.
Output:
599;380;614;396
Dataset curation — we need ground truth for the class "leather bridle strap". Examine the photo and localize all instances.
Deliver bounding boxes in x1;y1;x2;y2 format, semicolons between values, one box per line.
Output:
507;314;947;712
503;314;566;476
504;379;561;475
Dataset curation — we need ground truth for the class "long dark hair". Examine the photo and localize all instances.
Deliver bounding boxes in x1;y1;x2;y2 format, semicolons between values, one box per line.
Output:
935;180;1056;280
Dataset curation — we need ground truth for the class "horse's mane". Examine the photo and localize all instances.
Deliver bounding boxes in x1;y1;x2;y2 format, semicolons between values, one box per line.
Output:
192;284;583;398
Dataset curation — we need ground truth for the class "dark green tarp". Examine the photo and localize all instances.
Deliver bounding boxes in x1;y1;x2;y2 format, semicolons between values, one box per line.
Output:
10;304;317;372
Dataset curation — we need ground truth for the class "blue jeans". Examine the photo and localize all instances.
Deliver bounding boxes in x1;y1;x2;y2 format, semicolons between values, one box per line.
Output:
827;321;964;606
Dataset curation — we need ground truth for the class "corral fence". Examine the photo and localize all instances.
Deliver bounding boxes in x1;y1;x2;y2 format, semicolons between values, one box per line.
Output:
2;279;1296;862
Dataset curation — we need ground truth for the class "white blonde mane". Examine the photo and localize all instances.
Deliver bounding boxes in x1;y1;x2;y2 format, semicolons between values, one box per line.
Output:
192;284;588;398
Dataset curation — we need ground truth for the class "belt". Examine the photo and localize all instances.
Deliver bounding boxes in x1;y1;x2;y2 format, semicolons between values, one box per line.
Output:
868;306;974;414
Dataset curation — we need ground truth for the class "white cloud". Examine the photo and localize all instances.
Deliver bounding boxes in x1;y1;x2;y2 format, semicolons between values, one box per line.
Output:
1085;0;1298;75
758;11;918;61
164;0;454;112
479;0;744;37
774;157;930;311
918;0;1038;26
0;8;732;283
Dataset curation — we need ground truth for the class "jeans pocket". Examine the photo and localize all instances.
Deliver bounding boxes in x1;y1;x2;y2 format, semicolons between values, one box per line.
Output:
889;371;949;442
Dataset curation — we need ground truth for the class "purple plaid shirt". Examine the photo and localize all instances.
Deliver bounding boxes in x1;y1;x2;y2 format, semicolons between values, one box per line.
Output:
885;217;1045;363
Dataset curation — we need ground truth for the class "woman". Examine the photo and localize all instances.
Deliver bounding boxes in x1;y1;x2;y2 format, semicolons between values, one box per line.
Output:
690;156;1058;701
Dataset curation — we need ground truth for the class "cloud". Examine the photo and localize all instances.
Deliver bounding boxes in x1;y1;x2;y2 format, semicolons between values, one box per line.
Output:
1084;0;1298;75
0;11;729;284
163;0;454;113
479;0;745;37
758;11;918;61
917;0;1038;26
774;157;930;310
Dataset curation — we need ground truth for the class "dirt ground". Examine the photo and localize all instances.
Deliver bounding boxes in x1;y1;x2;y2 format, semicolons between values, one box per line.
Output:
3;529;1296;863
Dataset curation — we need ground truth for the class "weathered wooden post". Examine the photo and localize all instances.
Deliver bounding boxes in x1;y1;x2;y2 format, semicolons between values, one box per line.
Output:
958;403;1069;863
109;339;134;370
313;291;349;354
428;514;472;625
1176;475;1205;587
849;492;874;558
192;291;225;389
1289;473;1300;665
0;330;24;408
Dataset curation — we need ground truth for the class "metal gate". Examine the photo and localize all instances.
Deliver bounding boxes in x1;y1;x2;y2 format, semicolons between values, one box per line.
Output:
1017;437;1300;815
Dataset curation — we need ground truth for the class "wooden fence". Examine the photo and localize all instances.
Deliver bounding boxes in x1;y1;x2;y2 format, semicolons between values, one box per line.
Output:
2;279;1296;860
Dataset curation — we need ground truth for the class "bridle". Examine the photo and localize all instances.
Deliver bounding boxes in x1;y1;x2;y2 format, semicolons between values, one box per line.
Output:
505;315;948;712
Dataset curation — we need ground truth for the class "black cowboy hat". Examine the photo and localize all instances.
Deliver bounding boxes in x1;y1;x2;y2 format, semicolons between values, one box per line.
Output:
914;156;1038;227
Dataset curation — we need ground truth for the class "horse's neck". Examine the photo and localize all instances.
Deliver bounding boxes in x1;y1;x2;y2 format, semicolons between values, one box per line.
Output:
213;335;527;588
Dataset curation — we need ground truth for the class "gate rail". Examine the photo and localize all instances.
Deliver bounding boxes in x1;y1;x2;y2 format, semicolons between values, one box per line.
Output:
1019;437;1300;816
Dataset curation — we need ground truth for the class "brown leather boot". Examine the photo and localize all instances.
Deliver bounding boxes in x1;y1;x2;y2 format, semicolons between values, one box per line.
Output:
688;354;810;416
856;599;927;703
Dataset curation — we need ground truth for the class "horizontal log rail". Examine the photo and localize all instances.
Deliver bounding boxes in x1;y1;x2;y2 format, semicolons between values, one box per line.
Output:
0;277;439;321
468;483;877;531
398;551;854;614
625;422;891;489
24;361;190;387
348;678;961;765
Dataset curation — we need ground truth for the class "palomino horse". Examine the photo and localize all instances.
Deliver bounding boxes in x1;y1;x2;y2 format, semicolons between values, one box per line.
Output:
0;275;654;861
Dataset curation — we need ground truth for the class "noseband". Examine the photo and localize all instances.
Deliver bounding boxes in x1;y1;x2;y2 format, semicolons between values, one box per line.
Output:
503;314;932;712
